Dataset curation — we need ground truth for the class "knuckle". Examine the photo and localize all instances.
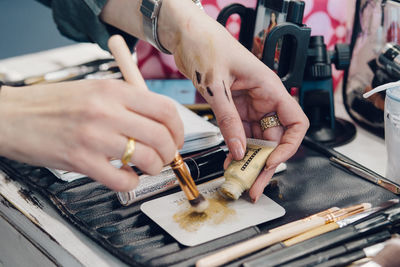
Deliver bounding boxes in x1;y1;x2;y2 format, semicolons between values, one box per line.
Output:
159;97;178;119
140;125;176;165
303;115;310;129
83;95;100;112
152;125;172;147
177;129;185;148
75;124;98;148
90;79;126;101
111;182;126;192
162;100;184;144
66;149;89;173
81;95;111;121
217;113;239;129
98;79;120;92
114;176;138;192
138;148;163;175
164;149;176;165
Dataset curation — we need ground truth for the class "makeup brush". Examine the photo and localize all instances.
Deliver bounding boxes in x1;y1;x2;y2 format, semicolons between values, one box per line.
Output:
196;203;371;267
170;152;209;212
108;35;209;213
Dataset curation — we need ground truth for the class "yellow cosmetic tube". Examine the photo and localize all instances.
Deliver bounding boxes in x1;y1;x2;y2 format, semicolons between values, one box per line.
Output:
219;138;277;200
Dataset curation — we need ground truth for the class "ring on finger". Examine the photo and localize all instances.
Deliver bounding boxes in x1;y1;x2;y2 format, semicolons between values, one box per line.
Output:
121;138;136;165
260;114;281;131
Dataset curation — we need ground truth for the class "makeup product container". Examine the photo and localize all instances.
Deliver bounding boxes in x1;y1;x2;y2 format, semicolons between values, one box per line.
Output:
219;138;276;200
364;80;400;184
385;87;400;182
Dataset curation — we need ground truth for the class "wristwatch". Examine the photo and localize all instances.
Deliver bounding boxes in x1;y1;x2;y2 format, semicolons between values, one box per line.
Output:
140;0;203;54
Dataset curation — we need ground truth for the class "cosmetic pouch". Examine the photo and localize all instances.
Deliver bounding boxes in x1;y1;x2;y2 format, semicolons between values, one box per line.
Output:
0;141;397;267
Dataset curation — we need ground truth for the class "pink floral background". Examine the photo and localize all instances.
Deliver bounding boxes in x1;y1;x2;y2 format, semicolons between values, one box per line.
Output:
137;0;355;90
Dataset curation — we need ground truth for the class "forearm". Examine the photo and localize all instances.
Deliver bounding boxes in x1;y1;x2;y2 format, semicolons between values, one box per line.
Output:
100;0;143;43
0;86;23;160
100;0;206;54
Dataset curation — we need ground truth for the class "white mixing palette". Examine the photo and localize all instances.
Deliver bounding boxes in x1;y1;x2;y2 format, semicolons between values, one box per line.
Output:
141;177;285;246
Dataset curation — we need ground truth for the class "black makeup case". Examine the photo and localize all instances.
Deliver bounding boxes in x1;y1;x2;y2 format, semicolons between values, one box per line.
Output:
0;139;397;267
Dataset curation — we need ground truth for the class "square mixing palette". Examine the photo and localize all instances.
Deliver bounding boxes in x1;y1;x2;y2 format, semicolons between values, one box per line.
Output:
141;177;285;246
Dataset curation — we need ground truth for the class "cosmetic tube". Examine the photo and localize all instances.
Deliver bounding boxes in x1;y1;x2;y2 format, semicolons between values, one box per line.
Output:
117;147;227;205
219;138;276;200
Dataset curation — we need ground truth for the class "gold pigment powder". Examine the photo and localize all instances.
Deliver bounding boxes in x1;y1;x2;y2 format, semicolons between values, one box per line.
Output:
173;195;236;232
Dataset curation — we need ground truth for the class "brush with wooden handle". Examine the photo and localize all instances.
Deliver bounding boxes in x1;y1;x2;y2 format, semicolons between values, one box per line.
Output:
108;35;209;212
196;203;371;267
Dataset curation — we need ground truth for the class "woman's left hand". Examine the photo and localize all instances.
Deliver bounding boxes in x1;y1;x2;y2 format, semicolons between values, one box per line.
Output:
100;0;309;201
171;7;309;202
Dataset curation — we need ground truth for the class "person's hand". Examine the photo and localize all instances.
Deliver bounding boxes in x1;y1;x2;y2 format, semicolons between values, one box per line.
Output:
0;79;184;191
99;0;308;200
166;2;309;202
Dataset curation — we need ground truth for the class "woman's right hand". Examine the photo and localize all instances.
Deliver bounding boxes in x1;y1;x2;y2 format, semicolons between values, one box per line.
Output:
0;79;184;191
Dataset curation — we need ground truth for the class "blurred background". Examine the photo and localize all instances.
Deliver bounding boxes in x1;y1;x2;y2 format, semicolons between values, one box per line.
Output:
0;0;75;59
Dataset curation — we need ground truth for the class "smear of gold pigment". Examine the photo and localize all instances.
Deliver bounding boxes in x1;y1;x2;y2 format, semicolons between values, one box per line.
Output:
173;196;236;232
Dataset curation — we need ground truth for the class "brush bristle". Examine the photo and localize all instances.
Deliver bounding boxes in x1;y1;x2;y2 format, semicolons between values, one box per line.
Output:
362;203;372;210
189;194;209;213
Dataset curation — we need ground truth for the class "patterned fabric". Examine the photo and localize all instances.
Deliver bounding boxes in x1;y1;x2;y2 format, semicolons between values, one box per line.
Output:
137;0;355;89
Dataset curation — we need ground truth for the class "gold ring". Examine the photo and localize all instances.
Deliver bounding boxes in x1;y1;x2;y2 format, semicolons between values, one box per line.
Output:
121;138;135;165
260;114;281;131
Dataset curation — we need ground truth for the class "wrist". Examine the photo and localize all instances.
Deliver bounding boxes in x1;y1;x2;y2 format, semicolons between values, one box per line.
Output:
101;0;203;54
100;0;144;41
157;0;204;54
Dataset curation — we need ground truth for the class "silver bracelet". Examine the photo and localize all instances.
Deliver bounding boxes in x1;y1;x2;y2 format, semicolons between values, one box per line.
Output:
140;0;203;54
193;0;203;10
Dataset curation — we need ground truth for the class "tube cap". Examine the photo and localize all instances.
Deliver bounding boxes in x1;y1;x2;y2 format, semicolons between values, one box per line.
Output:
219;180;243;200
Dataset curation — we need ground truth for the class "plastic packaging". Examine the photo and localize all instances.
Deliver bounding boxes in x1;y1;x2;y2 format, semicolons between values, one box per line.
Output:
385;87;400;182
364;81;400;182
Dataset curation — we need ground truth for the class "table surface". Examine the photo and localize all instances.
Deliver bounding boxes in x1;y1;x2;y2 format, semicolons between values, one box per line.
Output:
0;43;388;266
